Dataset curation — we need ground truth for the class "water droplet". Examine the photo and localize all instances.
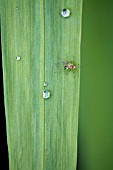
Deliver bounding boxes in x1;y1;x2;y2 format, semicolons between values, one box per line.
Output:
16;56;21;61
43;90;50;99
16;7;19;10
44;82;48;87
61;9;71;18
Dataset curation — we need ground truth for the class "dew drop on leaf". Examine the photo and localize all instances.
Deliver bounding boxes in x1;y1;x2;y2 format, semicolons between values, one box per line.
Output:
61;9;71;18
44;82;48;87
16;56;21;61
43;90;50;99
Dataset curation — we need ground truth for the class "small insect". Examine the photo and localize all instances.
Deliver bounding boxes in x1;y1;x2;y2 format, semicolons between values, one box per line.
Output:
56;58;89;75
63;61;79;72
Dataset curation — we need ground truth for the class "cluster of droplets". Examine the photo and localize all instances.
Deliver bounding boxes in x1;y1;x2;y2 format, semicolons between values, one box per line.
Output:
16;8;71;100
43;82;50;99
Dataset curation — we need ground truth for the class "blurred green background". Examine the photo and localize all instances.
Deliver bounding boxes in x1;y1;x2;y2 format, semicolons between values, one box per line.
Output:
77;0;113;170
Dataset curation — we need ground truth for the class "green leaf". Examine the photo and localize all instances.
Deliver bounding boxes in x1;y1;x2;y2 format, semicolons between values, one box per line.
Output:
1;0;83;169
